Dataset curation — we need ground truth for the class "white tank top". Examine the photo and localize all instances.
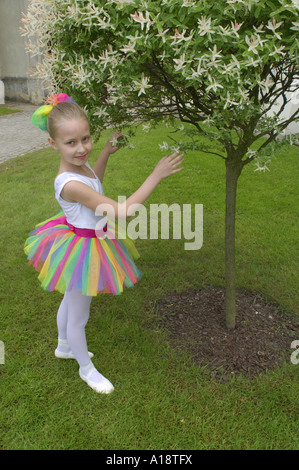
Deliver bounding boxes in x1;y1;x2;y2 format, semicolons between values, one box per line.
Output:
54;162;105;230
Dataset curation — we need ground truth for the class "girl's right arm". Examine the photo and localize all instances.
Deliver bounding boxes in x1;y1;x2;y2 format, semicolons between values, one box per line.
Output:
61;151;184;218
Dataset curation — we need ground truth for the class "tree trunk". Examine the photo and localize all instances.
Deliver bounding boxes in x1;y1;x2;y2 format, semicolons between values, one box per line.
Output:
225;157;243;329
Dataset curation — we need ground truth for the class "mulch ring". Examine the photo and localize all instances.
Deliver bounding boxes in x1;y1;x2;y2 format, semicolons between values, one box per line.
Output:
153;287;299;382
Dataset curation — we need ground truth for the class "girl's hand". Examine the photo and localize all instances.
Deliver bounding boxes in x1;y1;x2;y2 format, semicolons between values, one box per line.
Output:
153;150;184;181
104;131;123;155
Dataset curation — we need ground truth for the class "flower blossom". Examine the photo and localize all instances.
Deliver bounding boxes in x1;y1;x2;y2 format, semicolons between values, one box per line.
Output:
206;76;224;93
230;20;243;37
254;161;270;172
97;16;114;30
142;123;151;133
170;29;194;45
133;75;152;96
131;11;152;32
266;19;283;40
188;59;207;80
223;92;239;109
244;56;262;68
98;48;118;70
245;34;266;55
173;53;191;71
197;17;215;38
182;0;196;6
209;45;222;62
290;21;299;31
159;142;169;151
257;77;274;94
269;45;286;57
94;107;109;119
120;41;136;53
108;0;136;5
156;28;170;44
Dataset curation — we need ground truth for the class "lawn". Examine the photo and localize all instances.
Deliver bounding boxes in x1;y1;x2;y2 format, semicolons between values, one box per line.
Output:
0;123;298;450
0;106;22;116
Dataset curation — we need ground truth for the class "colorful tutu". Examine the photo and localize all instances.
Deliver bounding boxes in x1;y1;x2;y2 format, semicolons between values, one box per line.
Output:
24;211;142;296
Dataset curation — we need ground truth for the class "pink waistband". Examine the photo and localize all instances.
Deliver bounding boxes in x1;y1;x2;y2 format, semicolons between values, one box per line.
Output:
67;221;107;238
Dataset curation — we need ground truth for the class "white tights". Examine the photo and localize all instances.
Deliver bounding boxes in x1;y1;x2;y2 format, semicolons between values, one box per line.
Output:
57;289;92;367
56;290;114;393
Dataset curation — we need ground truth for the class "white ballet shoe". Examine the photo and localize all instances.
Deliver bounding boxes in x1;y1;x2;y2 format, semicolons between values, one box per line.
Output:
55;348;94;359
79;363;114;394
55;338;94;359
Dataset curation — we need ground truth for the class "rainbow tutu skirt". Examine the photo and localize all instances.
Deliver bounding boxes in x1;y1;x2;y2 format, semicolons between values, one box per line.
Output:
24;211;142;296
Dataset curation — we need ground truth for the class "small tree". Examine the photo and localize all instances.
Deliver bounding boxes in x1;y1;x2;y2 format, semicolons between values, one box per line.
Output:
22;0;299;329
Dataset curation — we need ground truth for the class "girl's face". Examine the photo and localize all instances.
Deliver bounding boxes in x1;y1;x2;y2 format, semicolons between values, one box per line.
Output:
48;118;92;169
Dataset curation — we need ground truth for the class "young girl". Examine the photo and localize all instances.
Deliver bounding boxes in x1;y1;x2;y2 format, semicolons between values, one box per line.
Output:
24;93;184;394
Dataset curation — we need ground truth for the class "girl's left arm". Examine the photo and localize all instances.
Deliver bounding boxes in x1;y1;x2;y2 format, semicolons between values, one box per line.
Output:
93;132;122;182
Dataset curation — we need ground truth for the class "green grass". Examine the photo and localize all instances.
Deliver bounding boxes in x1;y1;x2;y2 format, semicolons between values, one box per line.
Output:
0;106;22;116
0;123;298;450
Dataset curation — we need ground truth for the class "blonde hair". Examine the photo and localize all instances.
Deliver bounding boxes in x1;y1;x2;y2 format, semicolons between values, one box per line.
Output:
47;102;89;139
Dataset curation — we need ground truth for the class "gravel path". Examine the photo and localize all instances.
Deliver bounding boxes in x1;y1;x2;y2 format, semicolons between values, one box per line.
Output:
0;102;49;164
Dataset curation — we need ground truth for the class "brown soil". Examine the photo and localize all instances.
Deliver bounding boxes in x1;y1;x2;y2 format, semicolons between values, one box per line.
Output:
154;287;299;381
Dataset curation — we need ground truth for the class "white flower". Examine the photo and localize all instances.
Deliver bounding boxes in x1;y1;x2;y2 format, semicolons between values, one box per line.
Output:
142;123;151;133
269;45;286;57
98;48;119;70
238;87;250;103
245;34;266;55
126;33;143;41
98;51;112;70
218;55;241;78
290;21;299;31
254;162;270;172
156;28;170;43
206;75;224;93
218;25;234;37
94;107;109;119
266;19;283;40
182;0;196;6
197;17;215;38
245;149;258;159
73;59;92;86
159;142;169;151
209;44;222;62
173;53;191;71
231;20;243;35
120;41;136;53
97;16;114;30
223;92;239;109
131;11;152;32
188;60;207;79
107;0;136;5
170;29;194;45
244;56;263;68
133;75;152;96
257;78;274;94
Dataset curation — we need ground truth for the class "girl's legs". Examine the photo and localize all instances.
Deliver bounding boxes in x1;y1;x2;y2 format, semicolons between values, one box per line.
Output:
56;292;94;359
56;290;114;394
65;289;92;366
56;293;70;354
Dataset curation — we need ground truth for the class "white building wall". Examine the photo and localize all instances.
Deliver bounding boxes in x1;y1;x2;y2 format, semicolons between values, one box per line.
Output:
267;80;299;135
0;0;45;104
